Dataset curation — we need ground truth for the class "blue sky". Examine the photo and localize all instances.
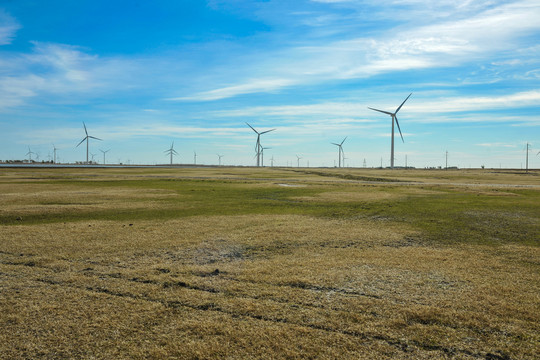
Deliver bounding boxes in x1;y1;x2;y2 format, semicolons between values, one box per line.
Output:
1;0;539;168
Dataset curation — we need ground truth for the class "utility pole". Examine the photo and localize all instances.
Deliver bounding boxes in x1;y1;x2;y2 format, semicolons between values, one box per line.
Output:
525;142;530;173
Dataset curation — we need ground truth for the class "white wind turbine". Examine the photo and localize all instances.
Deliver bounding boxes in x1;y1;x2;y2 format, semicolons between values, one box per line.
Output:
26;146;35;162
331;137;347;168
76;122;102;164
260;146;271;167
100;149;110;165
52;144;58;164
217;154;224;166
246;122;275;167
296;154;302;168
164;141;178;165
368;93;412;169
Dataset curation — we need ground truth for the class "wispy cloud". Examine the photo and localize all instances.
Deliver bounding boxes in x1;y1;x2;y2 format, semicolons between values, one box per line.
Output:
211;90;540;121
407;90;540;114
174;0;540;101
167;78;297;101
0;10;20;45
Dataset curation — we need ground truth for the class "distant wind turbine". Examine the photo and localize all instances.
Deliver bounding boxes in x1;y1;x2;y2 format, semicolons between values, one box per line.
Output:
26;146;35;162
100;149;110;165
164;141;178;165
246;123;275;167
52;144;58;164
194;151;197;165
76;122;102;164
296;154;302;168
368;93;412;169
260;147;271;167
217;154;224;166
331;137;347;168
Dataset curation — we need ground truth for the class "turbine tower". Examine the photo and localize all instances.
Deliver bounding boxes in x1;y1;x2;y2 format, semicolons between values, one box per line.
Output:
194;151;197;165
331;137;347;168
246;123;275;167
76;122;102;164
368;93;412;169
164;141;178;165
100;149;110;165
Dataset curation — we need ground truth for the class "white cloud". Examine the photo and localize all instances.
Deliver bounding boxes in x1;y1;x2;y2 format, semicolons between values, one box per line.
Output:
167;78;297;101
0;10;20;45
407;90;540;114
476;143;518;148
210;90;540;125
175;0;540;101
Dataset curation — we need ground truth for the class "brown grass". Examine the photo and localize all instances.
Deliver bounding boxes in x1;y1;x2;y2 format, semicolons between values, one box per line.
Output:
1;167;538;359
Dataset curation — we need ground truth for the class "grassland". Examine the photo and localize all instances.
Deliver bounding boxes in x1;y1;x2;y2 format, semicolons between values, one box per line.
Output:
0;167;539;359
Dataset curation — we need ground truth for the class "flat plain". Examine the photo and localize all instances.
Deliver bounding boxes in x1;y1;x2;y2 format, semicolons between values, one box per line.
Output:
1;167;539;359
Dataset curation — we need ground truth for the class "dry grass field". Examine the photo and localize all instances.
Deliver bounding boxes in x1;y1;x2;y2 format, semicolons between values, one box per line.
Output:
1;167;539;359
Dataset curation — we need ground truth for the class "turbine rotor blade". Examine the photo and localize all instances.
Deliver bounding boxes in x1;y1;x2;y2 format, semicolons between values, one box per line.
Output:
331;143;340;146
83;122;88;136
368;107;393;116
340;136;347;145
260;128;276;135
394;116;404;143
246;122;259;134
88;136;102;141
76;137;87;147
395;93;412;114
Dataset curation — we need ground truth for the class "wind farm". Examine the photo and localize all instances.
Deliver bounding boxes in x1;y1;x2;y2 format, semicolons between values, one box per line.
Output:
1;1;540;359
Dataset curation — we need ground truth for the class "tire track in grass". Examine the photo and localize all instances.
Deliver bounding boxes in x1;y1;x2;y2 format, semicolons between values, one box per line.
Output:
1;253;514;359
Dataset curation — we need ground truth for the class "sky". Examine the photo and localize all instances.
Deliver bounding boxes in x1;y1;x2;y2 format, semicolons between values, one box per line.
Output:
0;0;539;168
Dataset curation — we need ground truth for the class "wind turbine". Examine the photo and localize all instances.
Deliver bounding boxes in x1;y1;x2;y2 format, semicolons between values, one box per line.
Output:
331;137;347;168
217;154;224;166
76;122;102;164
368;93;412;169
90;153;96;163
260;146;271;167
246;123;275;167
26;147;35;162
52;144;58;164
194;151;197;165
164;141;178;165
270;155;275;167
100;149;110;165
296;154;302;168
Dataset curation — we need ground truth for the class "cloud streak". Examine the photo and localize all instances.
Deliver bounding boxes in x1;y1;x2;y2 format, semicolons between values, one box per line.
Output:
211;90;540;121
173;0;540;101
0;10;20;45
